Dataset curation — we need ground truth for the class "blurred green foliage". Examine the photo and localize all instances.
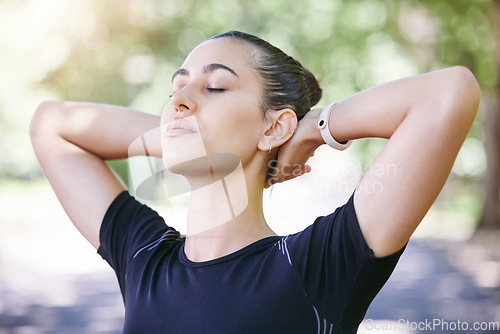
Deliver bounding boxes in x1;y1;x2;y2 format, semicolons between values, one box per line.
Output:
0;0;494;227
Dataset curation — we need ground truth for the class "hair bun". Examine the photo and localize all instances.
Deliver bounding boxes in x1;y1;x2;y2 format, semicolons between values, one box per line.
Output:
303;68;322;108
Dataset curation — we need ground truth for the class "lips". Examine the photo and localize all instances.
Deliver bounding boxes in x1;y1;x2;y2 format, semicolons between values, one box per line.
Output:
165;118;197;137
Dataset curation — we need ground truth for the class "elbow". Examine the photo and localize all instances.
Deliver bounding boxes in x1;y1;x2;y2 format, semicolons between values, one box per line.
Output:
29;101;63;144
446;66;481;118
424;66;481;131
454;65;481;101
30;101;59;136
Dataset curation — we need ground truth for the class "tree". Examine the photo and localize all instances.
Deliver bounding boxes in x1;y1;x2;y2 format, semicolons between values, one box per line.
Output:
479;0;500;228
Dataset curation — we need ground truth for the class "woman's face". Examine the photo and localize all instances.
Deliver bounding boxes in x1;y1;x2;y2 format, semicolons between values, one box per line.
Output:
161;38;267;177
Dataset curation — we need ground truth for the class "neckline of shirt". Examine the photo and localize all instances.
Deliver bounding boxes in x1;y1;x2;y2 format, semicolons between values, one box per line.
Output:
178;235;282;268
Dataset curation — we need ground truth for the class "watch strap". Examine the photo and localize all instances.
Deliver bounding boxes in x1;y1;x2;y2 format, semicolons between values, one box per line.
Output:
317;102;352;151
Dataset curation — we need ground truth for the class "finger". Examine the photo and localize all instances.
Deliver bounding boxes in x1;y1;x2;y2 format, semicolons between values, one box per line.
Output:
281;164;312;183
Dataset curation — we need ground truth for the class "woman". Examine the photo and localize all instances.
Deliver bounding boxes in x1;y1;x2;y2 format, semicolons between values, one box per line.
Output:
30;31;480;333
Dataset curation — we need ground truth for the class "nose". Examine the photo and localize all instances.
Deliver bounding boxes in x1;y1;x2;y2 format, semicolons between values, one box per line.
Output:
171;87;196;114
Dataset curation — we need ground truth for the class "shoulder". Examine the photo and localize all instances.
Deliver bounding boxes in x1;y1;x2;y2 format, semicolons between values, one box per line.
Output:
98;191;180;264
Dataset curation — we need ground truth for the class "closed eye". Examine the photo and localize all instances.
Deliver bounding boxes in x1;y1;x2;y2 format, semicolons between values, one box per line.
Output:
207;88;226;93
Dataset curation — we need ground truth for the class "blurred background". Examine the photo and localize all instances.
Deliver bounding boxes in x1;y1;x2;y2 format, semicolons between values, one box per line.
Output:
1;0;499;333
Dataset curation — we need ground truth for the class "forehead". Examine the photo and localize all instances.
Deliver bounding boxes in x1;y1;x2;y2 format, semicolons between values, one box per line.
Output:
181;38;258;78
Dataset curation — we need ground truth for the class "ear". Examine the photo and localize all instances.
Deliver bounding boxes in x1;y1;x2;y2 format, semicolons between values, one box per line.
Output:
257;108;297;152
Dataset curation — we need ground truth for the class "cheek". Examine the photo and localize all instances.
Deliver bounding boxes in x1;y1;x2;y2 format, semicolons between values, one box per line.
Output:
199;110;264;158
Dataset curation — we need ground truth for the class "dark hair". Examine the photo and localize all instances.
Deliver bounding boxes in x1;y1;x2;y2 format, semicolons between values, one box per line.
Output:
210;31;322;121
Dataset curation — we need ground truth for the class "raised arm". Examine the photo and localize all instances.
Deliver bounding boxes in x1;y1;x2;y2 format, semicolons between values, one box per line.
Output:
273;66;481;257
30;101;161;249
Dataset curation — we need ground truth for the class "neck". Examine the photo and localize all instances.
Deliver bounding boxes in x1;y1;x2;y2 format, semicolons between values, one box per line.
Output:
183;159;276;262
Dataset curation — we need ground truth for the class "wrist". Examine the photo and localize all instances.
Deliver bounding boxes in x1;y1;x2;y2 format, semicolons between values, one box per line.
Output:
317;102;352;150
304;108;326;149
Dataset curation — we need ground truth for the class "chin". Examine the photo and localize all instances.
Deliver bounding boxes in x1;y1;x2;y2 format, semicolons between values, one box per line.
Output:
161;132;207;167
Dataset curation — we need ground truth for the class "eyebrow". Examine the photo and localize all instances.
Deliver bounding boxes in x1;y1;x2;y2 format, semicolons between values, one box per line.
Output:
171;63;239;82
